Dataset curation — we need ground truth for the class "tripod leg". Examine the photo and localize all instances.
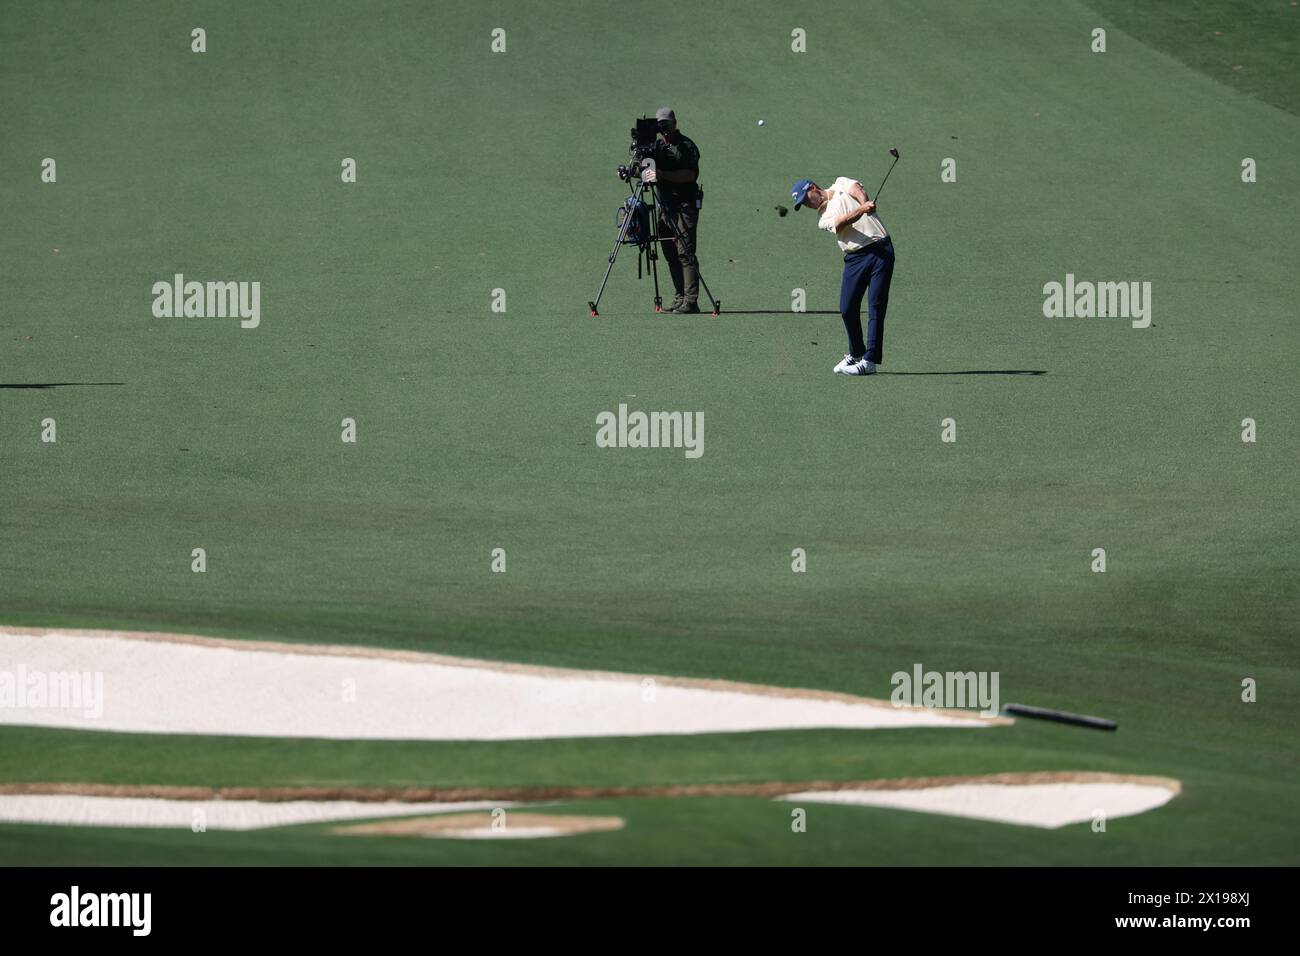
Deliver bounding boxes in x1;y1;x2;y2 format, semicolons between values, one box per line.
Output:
696;271;721;316
590;196;639;316
648;197;664;312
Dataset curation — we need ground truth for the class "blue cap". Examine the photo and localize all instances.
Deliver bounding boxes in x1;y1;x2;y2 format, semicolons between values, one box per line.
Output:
791;178;814;210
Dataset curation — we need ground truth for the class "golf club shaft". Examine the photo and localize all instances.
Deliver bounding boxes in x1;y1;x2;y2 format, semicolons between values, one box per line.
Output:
874;158;899;202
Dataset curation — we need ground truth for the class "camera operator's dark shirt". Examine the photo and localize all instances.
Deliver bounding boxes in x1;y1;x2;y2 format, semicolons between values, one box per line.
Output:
655;133;700;205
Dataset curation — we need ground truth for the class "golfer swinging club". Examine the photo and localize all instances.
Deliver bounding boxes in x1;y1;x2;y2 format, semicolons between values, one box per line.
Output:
790;175;895;375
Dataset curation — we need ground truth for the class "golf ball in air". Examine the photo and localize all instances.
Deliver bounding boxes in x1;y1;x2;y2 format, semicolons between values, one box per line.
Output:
757;119;765;126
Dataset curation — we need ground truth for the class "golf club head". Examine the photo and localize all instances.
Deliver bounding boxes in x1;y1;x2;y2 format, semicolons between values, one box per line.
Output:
889;148;899;159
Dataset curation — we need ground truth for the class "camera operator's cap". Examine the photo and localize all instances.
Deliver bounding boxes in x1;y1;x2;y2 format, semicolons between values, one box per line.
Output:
655;107;675;123
791;179;814;210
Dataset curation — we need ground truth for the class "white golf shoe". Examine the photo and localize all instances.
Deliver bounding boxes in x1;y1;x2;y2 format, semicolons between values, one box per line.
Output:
833;354;877;376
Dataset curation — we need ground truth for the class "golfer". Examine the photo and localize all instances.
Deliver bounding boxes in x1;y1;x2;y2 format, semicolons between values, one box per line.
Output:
791;177;895;375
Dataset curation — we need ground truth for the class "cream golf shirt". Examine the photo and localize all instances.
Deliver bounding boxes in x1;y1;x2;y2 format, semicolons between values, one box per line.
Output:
817;176;888;253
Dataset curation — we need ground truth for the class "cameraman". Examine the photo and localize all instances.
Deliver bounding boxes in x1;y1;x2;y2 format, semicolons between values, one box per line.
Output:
639;107;702;314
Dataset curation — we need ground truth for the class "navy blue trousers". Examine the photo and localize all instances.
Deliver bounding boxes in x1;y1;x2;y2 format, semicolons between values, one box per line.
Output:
839;237;894;363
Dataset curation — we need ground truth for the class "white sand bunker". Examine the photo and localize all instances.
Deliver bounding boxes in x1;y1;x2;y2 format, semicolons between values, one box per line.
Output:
780;772;1180;829
336;812;625;840
0;627;1003;741
0;794;510;831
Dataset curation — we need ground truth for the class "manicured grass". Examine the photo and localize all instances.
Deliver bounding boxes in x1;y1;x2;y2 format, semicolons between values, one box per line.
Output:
1089;0;1300;116
1;0;1296;864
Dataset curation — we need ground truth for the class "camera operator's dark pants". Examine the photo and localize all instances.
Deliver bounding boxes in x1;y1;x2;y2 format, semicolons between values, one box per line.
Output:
658;201;699;307
840;237;894;363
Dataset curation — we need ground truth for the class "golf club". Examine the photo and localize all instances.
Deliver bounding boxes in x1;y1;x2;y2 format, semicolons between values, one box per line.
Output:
1002;702;1118;731
873;147;900;202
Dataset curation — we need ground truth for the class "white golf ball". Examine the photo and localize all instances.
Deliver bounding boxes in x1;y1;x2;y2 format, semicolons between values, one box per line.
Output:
757;119;765;126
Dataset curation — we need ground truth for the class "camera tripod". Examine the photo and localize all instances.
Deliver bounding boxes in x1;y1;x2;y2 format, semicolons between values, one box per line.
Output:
588;176;720;317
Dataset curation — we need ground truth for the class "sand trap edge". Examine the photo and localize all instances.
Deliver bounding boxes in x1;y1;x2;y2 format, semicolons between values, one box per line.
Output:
777;776;1181;829
0;625;1008;725
0;772;1180;804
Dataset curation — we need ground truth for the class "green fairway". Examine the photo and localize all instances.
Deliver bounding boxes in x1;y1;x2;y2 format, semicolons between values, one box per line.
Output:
1;0;1297;865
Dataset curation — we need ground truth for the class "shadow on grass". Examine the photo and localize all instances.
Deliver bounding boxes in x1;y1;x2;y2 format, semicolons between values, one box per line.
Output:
879;370;1046;376
0;382;125;389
